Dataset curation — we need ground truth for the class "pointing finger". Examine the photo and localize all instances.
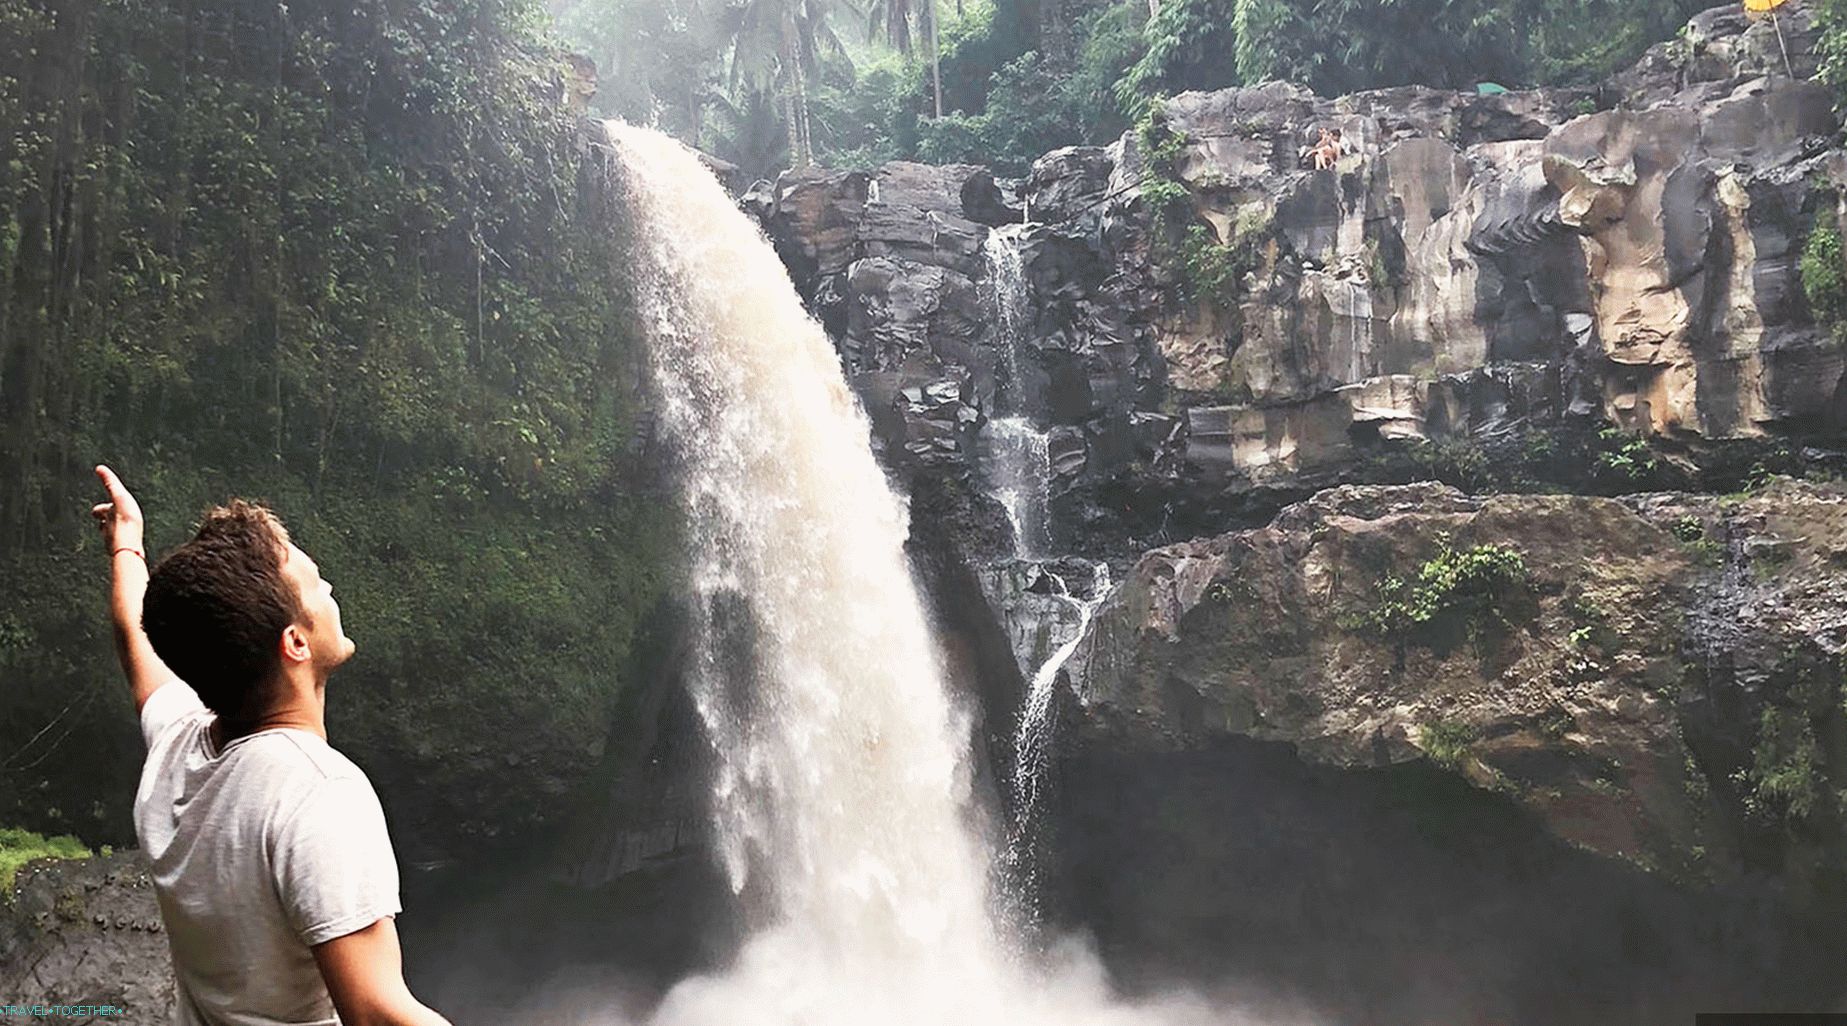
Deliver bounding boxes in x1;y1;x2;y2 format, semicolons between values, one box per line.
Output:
94;464;129;504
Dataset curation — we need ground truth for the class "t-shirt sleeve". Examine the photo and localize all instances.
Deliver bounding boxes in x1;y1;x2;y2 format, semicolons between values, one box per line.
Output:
139;680;207;749
271;774;403;947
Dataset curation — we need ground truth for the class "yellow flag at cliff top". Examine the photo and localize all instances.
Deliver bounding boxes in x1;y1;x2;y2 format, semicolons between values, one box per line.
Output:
1743;0;1788;13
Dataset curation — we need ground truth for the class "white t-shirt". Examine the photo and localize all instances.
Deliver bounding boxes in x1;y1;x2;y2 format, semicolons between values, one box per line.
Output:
133;681;401;1026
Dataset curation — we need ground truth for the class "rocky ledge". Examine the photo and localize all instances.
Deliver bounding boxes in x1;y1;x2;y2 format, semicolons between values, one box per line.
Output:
1071;477;1847;890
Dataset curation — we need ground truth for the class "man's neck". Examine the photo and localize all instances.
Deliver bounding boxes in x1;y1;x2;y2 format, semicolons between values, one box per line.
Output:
211;675;327;749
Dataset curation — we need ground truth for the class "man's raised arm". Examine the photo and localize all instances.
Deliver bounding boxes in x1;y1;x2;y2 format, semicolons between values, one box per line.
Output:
92;464;175;711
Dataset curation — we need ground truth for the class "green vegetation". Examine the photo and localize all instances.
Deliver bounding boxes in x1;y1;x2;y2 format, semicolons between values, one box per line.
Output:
1380;424;1688;497
1114;0;1238;117
1800;218;1847;338
1353;538;1531;641
1751;542;1795;581
1736;704;1824;824
1585;775;1626;798
1135;108;1264;308
1419;719;1477;770
1408;439;1496;493
554;0;1707;178
1537;707;1574;739
1593;428;1658;485
1818;0;1847;102
1728;662;1847;837
0;828;91;904
0;0;671;857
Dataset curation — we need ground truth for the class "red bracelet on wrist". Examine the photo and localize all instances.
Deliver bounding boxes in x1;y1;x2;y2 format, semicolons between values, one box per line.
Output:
112;546;146;561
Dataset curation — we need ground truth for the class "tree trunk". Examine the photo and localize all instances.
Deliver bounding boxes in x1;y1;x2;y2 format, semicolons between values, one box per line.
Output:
783;88;803;168
796;57;814;166
779;30;813;169
927;0;943;118
1042;0;1074;67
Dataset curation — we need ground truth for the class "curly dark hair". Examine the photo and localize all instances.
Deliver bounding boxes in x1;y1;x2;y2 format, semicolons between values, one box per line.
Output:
143;500;303;721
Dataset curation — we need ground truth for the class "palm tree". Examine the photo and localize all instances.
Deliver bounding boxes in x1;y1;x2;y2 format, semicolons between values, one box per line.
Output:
864;0;915;52
862;0;942;117
724;0;854;167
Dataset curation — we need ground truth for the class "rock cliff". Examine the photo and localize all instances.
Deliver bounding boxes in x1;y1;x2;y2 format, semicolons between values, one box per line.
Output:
756;3;1846;554
751;2;1847;993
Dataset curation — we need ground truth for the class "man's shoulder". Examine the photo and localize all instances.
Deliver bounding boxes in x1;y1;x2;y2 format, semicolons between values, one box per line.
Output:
236;731;374;791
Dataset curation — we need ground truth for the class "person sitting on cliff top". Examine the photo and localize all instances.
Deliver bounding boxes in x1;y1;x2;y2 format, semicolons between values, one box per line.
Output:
1307;127;1343;171
92;465;452;1026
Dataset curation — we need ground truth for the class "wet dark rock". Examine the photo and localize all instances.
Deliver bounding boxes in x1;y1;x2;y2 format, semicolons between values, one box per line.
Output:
0;853;173;1013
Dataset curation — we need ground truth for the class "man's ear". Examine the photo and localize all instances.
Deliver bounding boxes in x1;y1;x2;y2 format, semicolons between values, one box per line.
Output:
281;623;313;667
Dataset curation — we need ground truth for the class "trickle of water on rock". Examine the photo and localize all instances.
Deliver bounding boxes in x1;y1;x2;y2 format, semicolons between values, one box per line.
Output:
1001;561;1112;912
604;122;1228;1026
987;417;1053;561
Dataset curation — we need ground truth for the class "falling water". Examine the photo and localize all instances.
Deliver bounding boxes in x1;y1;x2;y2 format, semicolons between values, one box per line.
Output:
985;223;1032;413
987;417;1053;560
978;207;1113;916
603;122;1207;1026
982;223;1056;559
1002;561;1112;909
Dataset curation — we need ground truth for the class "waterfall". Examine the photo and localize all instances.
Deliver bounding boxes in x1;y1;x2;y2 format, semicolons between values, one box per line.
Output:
985;223;1032;414
978;211;1115;922
986;417;1053;560
982;224;1055;560
604;123;1201;1026
1001;561;1111;912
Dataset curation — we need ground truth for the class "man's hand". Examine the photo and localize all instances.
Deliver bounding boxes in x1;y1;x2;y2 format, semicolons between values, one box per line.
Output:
312;917;453;1026
93;464;174;712
91;465;146;555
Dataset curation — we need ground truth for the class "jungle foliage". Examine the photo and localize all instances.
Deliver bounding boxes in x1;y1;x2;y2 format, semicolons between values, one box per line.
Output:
0;0;671;861
553;0;1711;179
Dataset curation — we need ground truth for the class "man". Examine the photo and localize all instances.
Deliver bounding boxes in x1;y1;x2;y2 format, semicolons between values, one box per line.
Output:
92;465;452;1026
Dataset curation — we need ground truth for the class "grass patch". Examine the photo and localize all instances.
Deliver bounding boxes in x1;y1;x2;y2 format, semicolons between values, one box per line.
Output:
0;827;91;903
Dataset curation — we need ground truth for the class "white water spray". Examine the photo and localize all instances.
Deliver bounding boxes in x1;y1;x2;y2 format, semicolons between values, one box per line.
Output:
604;123;1215;1026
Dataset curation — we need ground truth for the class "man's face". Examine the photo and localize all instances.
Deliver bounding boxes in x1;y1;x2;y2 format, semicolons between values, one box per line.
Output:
283;540;356;674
